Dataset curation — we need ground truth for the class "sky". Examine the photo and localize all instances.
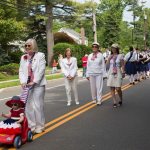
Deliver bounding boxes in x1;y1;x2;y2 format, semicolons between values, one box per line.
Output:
75;0;150;22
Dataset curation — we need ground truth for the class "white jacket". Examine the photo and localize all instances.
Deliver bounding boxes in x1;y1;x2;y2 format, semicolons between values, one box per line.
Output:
61;57;78;77
86;52;106;77
19;52;47;86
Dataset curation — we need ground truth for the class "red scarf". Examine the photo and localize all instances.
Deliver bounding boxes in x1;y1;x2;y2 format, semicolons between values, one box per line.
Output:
27;53;35;83
91;52;98;61
112;55;118;74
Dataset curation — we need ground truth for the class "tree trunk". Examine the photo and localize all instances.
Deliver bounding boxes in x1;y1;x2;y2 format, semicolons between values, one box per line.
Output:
45;1;54;67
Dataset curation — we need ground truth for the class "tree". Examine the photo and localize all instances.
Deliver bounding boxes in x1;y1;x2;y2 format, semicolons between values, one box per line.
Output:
96;0;125;47
0;0;25;57
18;0;78;66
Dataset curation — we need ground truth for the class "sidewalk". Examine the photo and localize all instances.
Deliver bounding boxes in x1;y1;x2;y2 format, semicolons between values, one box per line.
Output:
0;70;83;99
0;69;83;84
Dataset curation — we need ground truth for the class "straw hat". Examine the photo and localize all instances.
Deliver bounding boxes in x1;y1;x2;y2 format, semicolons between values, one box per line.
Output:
92;42;100;47
111;43;119;49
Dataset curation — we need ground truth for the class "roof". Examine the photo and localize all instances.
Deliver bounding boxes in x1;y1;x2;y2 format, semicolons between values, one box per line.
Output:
59;28;87;40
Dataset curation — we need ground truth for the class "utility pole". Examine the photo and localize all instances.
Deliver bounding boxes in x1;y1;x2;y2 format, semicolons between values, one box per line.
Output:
92;0;97;43
132;0;136;45
93;11;97;43
141;0;147;50
143;11;147;50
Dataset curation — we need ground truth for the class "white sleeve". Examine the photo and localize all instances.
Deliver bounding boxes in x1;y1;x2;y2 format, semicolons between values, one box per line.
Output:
70;58;78;77
33;53;46;84
86;56;90;77
60;60;69;77
124;53;129;61
119;54;124;60
101;55;107;78
19;56;27;84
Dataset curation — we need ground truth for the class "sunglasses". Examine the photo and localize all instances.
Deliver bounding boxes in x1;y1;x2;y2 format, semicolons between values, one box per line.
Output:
25;44;31;48
12;103;18;106
92;46;98;48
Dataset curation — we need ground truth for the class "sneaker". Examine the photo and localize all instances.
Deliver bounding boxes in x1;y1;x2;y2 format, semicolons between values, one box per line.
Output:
35;129;43;134
67;102;71;106
75;101;80;105
97;101;102;105
31;128;36;133
92;100;96;103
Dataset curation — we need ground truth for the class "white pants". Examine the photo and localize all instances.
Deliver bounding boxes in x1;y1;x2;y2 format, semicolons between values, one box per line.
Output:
89;75;103;102
52;67;57;74
26;86;45;131
64;76;78;103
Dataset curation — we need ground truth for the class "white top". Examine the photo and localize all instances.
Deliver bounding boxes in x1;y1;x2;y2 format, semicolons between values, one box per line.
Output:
103;50;111;60
61;57;78;77
86;52;106;77
19;52;47;86
124;51;137;62
109;54;124;68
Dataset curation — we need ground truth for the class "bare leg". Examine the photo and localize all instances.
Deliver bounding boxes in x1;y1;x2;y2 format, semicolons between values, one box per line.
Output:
116;87;123;106
110;87;117;105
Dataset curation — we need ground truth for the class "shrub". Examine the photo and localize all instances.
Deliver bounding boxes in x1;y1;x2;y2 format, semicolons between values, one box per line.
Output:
0;72;8;80
53;43;92;67
0;48;11;66
9;50;23;64
0;63;19;75
73;44;91;67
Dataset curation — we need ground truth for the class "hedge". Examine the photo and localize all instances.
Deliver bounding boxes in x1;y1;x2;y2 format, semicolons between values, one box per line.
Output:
0;63;19;75
53;43;92;67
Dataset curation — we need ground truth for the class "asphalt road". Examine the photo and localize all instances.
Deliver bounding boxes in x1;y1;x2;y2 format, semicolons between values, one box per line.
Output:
0;77;150;150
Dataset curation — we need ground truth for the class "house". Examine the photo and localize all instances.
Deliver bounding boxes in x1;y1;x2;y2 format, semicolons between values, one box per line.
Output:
58;28;88;46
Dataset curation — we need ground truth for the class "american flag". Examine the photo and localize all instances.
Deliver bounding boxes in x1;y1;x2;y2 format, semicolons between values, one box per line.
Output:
20;87;30;105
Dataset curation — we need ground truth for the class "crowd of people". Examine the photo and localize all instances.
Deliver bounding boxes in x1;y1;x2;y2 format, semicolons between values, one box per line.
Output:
1;38;150;136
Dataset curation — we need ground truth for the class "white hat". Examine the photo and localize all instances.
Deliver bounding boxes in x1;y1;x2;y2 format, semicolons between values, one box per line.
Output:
111;43;119;49
92;42;100;47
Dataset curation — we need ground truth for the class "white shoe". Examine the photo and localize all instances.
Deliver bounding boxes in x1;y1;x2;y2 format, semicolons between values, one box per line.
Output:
35;129;43;134
76;101;80;105
31;128;35;133
92;100;96;103
97;101;102;105
67;102;71;106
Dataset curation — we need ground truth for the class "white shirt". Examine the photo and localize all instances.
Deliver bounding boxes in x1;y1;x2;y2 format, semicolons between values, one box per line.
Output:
61;57;78;77
109;54;124;68
103;50;111;61
124;51;137;62
19;52;47;86
86;52;106;77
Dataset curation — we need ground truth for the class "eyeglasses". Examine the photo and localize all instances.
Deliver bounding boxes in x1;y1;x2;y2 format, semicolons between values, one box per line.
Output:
12;103;18;106
25;44;31;48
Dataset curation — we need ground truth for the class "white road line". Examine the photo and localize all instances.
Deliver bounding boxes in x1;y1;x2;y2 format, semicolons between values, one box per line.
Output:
0;79;87;101
0;85;64;101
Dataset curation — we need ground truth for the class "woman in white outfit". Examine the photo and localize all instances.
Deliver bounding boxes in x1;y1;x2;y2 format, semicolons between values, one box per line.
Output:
19;39;46;133
106;44;125;108
61;48;79;106
86;42;106;105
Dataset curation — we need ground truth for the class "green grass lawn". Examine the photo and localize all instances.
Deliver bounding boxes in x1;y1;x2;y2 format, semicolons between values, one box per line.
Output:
0;73;63;89
0;69;54;82
0;75;19;82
